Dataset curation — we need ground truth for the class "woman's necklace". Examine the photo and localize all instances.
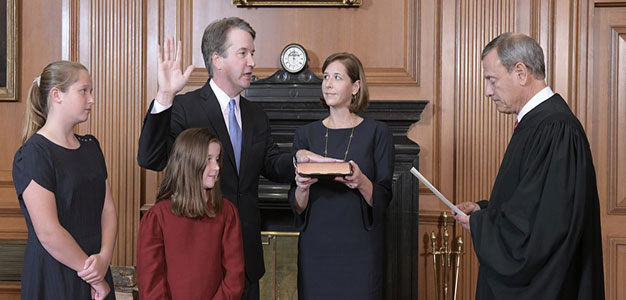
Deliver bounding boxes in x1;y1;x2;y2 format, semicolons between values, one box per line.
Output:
324;116;356;161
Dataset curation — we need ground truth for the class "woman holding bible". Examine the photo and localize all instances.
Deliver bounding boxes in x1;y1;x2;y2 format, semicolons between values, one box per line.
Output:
289;52;395;299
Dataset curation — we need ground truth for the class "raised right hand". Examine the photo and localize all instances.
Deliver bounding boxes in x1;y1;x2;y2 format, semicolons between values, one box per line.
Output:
155;37;194;107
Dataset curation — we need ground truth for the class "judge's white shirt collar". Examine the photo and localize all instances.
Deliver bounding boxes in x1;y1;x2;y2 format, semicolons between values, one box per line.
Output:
517;86;554;123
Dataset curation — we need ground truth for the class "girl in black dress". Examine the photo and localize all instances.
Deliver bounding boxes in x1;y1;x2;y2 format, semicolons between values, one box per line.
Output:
12;61;117;299
290;53;395;299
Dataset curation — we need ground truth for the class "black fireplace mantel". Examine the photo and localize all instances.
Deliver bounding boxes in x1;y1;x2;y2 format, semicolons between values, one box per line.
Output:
245;69;427;299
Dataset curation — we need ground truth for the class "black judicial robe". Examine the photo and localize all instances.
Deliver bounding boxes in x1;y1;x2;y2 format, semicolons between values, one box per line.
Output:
469;94;605;300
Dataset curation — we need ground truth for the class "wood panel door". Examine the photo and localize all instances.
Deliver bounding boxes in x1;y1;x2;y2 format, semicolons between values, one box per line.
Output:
589;3;626;299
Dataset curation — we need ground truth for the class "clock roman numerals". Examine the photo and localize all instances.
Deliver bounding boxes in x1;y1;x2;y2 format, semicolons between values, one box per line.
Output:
280;43;308;73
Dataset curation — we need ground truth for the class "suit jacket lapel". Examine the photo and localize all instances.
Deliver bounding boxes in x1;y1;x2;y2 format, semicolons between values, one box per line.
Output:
239;96;254;178
199;85;238;175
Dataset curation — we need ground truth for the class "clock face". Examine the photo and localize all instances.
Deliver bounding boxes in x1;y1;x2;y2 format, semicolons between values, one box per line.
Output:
280;44;307;73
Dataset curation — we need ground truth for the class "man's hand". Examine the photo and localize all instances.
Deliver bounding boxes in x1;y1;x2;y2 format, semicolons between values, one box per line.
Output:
452;202;481;231
155;37;194;107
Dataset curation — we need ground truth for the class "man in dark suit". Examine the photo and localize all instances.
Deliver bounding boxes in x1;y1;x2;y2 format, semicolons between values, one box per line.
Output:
138;17;309;299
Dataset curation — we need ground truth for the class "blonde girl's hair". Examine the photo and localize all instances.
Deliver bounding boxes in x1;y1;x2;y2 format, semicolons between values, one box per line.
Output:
156;128;224;218
22;61;88;144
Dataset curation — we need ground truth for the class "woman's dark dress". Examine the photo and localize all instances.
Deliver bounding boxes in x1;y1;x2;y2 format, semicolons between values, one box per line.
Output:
12;134;115;299
289;118;394;299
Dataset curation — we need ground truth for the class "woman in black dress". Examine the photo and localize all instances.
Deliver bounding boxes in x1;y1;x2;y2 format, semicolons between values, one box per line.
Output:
12;61;117;299
290;53;395;299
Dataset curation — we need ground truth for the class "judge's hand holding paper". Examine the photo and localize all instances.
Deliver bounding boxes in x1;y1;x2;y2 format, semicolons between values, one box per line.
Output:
409;167;467;217
410;163;478;230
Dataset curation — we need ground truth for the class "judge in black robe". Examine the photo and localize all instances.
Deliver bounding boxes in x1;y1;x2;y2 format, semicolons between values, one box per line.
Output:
454;32;605;300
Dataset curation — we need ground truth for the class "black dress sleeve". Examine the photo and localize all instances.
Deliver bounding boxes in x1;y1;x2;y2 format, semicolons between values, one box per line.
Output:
88;135;108;180
469;118;595;286
360;121;395;229
12;138;56;196
288;126;310;229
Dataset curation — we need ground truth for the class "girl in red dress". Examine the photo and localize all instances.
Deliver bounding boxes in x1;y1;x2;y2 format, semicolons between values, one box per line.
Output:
137;128;245;299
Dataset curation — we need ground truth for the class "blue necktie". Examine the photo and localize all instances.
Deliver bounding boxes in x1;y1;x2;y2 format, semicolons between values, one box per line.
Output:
229;99;242;173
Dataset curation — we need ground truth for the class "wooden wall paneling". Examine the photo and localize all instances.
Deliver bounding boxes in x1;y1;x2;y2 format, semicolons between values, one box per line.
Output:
61;0;79;60
142;0;161;209
0;282;19;300
437;0;463;295
0;0;64;242
607;237;626;300
574;0;590;128
0;0;64;235
173;0;418;88
606;27;626;215
453;1;518;299
75;0;145;266
0;172;25;241
550;0;576;105
589;7;626;300
0;0;64;297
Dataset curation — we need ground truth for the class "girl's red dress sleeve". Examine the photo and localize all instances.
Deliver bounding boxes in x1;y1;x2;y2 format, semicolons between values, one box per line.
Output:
213;200;245;300
137;208;171;299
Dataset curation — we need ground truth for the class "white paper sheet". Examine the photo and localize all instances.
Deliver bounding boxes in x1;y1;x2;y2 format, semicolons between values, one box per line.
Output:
409;167;467;217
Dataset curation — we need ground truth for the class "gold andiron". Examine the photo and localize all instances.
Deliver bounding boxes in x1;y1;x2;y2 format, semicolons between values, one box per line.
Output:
429;212;463;300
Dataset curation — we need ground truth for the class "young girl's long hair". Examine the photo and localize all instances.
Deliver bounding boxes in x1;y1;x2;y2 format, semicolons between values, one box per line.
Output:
156;128;224;218
22;61;88;143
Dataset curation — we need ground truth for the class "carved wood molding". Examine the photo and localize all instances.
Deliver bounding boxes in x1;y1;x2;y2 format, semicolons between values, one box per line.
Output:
0;171;11;185
61;0;79;61
177;0;420;86
607;28;626;215
0;214;26;241
594;1;626;8
606;236;626;300
418;212;456;225
0;281;20;294
232;0;362;6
